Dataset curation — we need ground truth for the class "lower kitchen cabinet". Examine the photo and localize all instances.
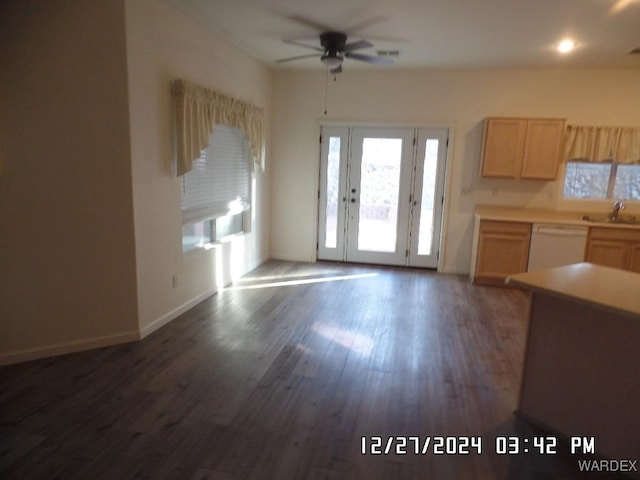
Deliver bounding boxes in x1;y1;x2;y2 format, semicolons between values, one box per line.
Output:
473;220;532;285
585;227;640;273
632;243;640;273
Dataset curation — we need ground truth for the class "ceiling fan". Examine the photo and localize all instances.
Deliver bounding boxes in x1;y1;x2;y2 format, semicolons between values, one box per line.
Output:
276;31;393;73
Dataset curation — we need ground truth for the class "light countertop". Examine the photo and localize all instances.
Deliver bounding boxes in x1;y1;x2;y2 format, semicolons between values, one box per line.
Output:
507;262;640;318
475;205;640;230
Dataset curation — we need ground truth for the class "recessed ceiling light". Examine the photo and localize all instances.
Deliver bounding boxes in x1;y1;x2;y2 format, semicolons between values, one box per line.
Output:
610;0;634;14
557;39;576;53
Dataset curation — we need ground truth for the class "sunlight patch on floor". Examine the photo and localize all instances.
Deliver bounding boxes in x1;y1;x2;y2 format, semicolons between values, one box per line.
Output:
224;272;378;290
311;321;375;357
235;266;360;284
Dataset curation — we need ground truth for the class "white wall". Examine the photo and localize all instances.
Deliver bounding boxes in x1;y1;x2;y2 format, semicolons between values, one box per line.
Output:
0;0;139;364
0;0;272;364
125;0;272;334
271;68;640;273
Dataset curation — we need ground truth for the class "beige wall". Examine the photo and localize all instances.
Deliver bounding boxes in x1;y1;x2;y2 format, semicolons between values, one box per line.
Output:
0;0;272;364
271;68;640;273
0;0;139;363
125;0;272;334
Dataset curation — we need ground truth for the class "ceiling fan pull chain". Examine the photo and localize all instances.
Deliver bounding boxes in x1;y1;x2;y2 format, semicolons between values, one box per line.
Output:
323;68;339;115
324;67;329;115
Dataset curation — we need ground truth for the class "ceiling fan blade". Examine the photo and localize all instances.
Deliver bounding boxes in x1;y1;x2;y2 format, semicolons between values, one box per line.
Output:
287;15;335;33
345;52;393;65
282;38;325;52
343;39;373;52
344;16;389;34
276;53;320;64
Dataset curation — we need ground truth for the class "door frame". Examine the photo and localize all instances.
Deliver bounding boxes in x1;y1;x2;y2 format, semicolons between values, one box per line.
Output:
407;127;449;269
315;122;452;271
317;125;350;262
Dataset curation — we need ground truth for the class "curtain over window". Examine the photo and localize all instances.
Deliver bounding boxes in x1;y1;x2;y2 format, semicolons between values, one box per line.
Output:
564;125;640;164
172;79;265;175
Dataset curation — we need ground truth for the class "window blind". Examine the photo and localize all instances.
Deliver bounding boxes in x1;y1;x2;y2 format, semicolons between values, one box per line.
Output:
182;124;252;224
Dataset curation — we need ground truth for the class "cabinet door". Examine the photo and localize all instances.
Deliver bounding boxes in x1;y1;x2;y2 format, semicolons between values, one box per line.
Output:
585;239;629;270
475;221;532;284
586;227;640;271
521;119;565;180
629;243;640;273
481;118;527;178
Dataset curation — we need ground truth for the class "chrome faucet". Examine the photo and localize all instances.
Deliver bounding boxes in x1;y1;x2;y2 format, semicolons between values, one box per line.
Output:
611;201;625;221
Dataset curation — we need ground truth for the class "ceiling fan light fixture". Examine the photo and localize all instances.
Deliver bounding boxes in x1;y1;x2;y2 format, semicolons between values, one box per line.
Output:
321;52;344;68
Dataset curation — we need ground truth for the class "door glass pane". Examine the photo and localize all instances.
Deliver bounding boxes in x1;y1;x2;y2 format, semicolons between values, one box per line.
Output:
418;139;438;255
325;137;341;248
357;138;402;252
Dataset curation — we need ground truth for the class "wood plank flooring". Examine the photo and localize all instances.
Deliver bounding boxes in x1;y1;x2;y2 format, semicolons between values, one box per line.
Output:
0;261;629;479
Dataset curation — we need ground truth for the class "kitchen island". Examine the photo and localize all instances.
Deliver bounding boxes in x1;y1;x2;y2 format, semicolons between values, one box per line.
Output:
508;263;639;462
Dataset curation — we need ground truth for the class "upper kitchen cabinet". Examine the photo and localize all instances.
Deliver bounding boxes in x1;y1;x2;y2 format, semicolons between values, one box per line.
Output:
480;118;566;180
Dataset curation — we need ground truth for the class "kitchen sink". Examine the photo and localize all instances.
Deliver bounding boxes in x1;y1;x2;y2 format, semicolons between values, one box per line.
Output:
581;214;640;225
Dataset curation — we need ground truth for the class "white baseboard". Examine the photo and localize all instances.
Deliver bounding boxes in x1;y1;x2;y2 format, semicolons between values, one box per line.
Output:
270;252;315;262
0;289;219;366
138;287;217;340
440;266;469;275
0;330;141;366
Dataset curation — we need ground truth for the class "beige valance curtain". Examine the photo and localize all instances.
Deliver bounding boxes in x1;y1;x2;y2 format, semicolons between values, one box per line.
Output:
172;79;265;176
564;125;640;164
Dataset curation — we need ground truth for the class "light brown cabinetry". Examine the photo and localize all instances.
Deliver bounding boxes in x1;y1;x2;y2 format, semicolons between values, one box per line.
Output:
474;220;532;285
631;243;640;273
585;227;640;273
480;118;565;180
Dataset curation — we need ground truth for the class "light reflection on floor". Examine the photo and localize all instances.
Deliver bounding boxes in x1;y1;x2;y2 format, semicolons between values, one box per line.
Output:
311;321;375;357
223;272;379;290
233;267;354;284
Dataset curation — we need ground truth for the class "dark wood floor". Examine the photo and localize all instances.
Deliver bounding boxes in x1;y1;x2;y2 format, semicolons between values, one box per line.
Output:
0;261;629;479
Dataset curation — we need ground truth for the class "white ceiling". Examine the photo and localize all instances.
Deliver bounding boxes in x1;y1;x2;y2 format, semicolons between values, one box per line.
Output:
169;0;640;71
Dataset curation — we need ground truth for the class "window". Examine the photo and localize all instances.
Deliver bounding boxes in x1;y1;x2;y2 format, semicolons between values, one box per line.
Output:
563;161;640;200
181;214;245;252
182;219;214;252
181;124;252;252
562;125;640;201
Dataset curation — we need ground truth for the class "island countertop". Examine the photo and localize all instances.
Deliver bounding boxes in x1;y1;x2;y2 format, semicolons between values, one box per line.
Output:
509;262;640;462
507;262;640;318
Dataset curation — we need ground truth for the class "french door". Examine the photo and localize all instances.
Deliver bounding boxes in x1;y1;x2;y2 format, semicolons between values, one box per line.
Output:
318;125;448;268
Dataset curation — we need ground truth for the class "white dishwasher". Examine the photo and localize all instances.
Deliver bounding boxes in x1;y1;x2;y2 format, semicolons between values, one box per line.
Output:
527;223;588;272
